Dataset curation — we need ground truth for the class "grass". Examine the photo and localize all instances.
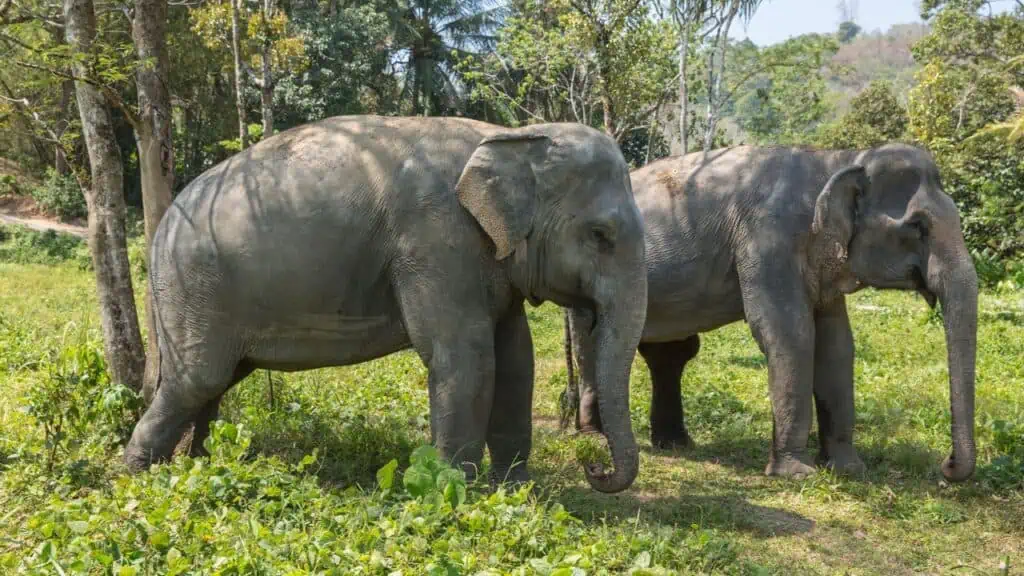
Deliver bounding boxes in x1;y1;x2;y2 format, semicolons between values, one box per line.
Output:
0;237;1022;573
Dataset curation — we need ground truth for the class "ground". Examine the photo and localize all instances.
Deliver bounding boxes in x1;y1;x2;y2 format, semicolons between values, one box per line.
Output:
0;227;1022;574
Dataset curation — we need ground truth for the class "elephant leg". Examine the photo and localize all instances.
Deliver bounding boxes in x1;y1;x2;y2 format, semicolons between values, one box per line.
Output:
124;343;242;472
486;303;534;486
187;362;256;458
396;277;496;481
638;336;701;450
568;308;602;434
740;259;817;479
813;298;865;475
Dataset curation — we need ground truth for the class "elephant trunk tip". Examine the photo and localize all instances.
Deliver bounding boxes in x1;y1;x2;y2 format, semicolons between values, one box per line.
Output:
941;448;976;483
581;440;639;494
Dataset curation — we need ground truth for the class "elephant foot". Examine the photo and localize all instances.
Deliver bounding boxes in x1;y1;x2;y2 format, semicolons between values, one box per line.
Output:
488;462;531;489
651;428;694;451
765;452;817;479
817;443;866;476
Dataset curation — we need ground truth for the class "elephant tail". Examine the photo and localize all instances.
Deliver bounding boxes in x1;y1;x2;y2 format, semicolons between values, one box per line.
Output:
558;307;579;432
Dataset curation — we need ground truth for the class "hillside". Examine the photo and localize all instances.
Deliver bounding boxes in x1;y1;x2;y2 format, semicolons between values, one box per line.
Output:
828;23;931;110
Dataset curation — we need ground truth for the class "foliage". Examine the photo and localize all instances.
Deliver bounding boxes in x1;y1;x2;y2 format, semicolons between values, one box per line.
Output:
188;0;310;96
904;2;1024;263
730;34;841;145
29;168;87;221
837;20;861;44
0;174;17;196
273;3;394;126
813;80;910;148
0;225;84;266
23;340;142;474
458;0;677;141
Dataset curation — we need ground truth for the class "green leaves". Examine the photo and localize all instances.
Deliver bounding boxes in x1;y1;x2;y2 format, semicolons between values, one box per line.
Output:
383;444;469;509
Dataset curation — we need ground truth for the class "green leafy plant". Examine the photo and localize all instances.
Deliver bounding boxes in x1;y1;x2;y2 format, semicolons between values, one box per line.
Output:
377;444;468;510
0;225;84;265
30;168;87;221
0;174;18;196
22;341;142;474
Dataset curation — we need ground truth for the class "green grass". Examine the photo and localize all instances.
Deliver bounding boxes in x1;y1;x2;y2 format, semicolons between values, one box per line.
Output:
0;255;1022;574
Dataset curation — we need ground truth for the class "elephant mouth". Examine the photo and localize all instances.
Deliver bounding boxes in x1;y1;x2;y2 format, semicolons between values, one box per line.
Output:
913;268;937;308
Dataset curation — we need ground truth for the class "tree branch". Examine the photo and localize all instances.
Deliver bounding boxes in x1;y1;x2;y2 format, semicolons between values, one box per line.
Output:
14;59;141;130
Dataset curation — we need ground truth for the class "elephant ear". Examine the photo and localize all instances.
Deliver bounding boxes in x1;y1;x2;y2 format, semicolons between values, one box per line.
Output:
812;164;870;254
456;132;553;260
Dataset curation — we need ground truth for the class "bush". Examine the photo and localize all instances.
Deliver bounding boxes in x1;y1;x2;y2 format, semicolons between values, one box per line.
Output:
22;341;143;475
30;168;87;221
0;173;18;196
0;224;83;265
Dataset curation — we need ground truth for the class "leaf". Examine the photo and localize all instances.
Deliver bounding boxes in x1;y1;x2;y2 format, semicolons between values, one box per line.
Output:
149;530;171;550
409;444;439;468
632;551;651;569
67;520;89;534
403;465;434;498
436;468;467;508
377;458;398;490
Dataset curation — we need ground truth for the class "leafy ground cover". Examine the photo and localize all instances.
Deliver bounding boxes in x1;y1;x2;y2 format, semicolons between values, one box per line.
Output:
0;230;1022;574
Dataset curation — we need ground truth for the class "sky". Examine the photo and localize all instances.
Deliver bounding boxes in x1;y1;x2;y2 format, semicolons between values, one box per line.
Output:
731;0;1015;46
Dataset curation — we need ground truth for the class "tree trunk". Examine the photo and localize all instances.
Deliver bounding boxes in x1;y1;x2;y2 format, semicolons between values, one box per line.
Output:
678;25;689;154
64;0;146;391
594;28;616;138
260;0;275;138
55;78;73;175
231;0;248;148
703;1;740;153
133;0;175;398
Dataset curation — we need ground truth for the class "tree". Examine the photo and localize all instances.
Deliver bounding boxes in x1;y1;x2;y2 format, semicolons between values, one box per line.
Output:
696;0;763;152
837;20;861;43
64;0;146;391
812;81;909;148
835;0;860;42
132;0;174;395
394;0;505;116
727;33;841;144
460;0;677;151
231;0;247;147
907;0;1024;263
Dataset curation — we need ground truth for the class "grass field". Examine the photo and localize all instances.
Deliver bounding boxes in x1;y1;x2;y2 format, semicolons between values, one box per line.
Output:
0;249;1022;574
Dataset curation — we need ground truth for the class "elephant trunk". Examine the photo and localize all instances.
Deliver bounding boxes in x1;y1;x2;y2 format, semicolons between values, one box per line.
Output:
928;240;978;482
582;272;647;494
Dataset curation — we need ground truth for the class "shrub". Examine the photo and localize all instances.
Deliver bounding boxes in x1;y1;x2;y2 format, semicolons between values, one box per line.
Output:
30;168;87;221
0;225;83;265
0;173;18;196
22;341;142;474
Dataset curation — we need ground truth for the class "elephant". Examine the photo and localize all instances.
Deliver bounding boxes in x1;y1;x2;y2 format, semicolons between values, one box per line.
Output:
562;143;977;482
123;115;649;494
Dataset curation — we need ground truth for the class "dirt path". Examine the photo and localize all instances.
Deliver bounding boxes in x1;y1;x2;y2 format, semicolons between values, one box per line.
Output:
0;213;87;238
0;195;87;238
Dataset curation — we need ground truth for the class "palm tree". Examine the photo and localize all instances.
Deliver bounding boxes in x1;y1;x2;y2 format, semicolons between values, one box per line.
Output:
394;0;506;116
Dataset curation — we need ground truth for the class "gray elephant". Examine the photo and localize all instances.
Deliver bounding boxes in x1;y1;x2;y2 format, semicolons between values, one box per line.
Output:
124;115;648;493
563;143;976;482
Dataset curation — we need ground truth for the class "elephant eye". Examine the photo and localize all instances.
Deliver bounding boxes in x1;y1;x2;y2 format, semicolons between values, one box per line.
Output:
591;226;615;253
906;216;929;240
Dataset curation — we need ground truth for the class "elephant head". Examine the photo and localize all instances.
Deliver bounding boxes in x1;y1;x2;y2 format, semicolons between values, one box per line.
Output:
455;123;647;493
814;143;978;482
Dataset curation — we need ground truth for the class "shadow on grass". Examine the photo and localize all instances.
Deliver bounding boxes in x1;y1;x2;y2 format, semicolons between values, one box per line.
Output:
220;395;427;489
726;354;766;370
546;484;815;538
